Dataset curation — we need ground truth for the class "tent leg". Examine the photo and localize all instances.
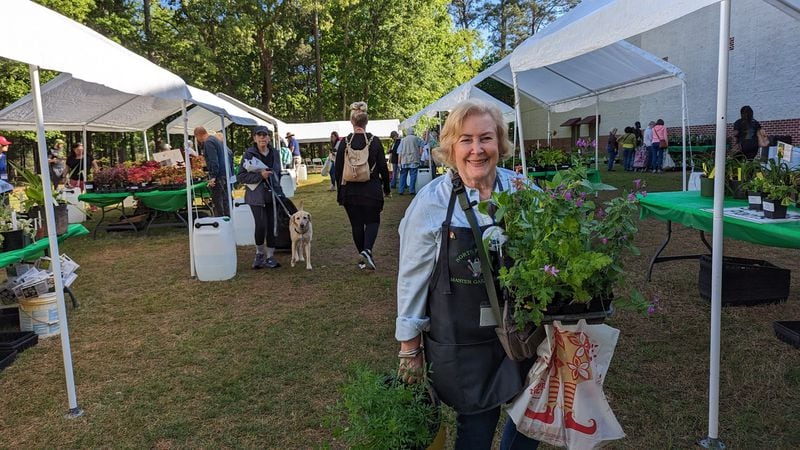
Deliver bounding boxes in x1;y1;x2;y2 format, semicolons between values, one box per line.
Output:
143;130;150;161
594;98;599;171
512;72;526;172
681;81;687;191
220;116;234;226
703;1;730;448
183;101;195;278
29;64;83;418
81;127;88;193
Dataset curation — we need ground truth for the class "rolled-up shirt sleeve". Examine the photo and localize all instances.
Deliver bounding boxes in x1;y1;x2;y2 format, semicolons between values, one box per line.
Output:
395;187;441;342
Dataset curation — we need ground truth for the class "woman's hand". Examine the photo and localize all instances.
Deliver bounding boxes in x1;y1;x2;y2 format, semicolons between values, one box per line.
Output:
398;353;423;384
261;169;272;180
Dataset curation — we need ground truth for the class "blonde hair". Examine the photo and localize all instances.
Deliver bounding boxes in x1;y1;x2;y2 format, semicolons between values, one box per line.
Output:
433;99;512;168
350;101;369;128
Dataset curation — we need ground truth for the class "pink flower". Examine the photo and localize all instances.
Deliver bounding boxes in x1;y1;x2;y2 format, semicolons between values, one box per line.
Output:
627;193;636;202
633;179;642;190
641;190;647;197
564;191;573;201
601;237;608;245
576;198;584;207
647;305;656;315
543;265;560;277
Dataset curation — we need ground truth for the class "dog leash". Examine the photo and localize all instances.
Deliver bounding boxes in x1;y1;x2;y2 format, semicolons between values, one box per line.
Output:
266;173;293;235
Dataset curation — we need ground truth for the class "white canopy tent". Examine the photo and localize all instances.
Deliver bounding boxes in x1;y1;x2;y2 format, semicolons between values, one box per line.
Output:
283;119;400;144
400;85;516;131
504;0;800;447
165;88;270;136
216;94;289;149
0;0;191;418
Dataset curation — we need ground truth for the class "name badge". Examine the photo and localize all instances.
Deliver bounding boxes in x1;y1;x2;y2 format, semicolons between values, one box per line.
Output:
479;302;498;327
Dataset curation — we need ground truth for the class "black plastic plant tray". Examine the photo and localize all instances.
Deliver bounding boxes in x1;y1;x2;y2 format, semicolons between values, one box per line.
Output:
541;303;614;325
773;321;800;349
0;350;17;372
0;331;38;353
698;255;790;306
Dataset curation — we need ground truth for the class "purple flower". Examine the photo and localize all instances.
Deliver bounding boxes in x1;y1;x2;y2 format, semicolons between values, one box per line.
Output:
633;179;642;190
647;305;656;315
627;193;636;202
543;265;560;277
596;208;606;219
601;237;608;245
564;191;573;201
576;198;584;207
641;190;647;197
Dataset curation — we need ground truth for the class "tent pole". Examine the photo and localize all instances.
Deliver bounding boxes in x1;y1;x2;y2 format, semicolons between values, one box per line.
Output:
220;116;234;228
29;64;83;419
681;81;688;191
183;101;195;278
700;2;730;449
512;71;526;173
143;130;150;161
594;97;600;171
81;127;88;194
547;109;551;147
166;132;171;147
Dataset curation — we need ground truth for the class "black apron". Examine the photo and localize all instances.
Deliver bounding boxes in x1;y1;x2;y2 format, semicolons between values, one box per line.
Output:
423;181;528;414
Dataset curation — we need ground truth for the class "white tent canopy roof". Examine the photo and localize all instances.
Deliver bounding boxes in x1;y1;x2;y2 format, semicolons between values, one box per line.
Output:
165;88;270;135
0;0;189;101
284;119;400;144
0;73;183;132
216;93;289;135
400;85;514;130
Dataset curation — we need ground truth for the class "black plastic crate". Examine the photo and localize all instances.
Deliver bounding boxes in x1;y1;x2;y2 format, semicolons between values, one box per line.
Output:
0;308;19;329
698;255;790;306
773;321;800;349
0;331;38;353
0;349;17;372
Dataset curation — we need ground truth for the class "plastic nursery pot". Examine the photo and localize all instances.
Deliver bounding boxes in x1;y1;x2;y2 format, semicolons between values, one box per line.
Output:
0;229;32;252
699;176;714;197
726;179;747;199
747;191;763;211
762;199;788;219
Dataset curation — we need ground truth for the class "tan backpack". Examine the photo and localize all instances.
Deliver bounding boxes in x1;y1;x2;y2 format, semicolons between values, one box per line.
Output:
342;133;375;184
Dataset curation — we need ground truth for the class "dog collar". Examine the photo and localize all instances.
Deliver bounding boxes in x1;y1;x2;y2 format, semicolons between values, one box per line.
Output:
293;227;305;235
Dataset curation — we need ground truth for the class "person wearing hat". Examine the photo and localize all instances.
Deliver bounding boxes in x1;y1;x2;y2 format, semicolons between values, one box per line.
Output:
48;138;67;187
286;132;301;170
237;126;284;269
0;136;11;181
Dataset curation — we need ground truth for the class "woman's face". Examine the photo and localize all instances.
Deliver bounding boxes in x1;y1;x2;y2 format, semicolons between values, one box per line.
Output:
453;113;499;186
254;132;269;148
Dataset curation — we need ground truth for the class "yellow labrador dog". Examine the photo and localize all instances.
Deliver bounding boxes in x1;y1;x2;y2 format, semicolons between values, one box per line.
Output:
289;203;313;270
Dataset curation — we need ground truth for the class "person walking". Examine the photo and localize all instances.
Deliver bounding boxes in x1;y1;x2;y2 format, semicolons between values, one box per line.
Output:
397;128;424;195
619;127;637;171
48;139;67;187
287;132;301;170
334;101;390;271
606;128;619;171
651;119;668;173
643;121;655;172
328;131;340;191
396;99;540;449
237;126;283;270
388;131;401;189
194;126;230;217
65;142;99;190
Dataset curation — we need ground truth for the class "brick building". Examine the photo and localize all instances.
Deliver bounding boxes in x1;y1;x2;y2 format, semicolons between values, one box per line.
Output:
518;0;800;152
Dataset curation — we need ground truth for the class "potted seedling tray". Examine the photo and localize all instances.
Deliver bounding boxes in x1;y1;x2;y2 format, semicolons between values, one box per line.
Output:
773;321;800;349
0;349;17;372
0;331;38;353
541;297;614;325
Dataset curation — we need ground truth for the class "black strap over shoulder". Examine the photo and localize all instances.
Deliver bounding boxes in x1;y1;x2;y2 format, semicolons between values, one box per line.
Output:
451;172;503;324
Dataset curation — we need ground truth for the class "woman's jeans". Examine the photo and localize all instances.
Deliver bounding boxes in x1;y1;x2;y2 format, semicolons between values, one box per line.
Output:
649;143;663;171
606;146;617;170
455;407;539;450
622;147;634;171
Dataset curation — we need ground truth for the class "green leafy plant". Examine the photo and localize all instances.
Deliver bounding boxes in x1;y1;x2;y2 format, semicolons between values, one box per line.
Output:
481;168;650;327
327;366;439;450
761;181;797;206
10;162;66;210
534;148;566;168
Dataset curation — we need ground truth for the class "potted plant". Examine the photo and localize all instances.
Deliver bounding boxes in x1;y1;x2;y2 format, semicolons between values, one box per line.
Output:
482;168;650;327
534;148;566;171
695;154;715;198
0;205;36;252
756;160;795;218
327;366;442;450
11;163;69;236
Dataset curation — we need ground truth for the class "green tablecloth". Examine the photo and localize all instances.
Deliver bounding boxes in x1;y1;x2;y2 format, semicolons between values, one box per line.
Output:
0;224;89;268
639;191;800;249
667;145;717;154
78;191;130;208
527;168;601;184
135;181;210;212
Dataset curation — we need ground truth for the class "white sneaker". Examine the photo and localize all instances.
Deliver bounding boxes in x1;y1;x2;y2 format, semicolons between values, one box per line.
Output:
360;250;376;270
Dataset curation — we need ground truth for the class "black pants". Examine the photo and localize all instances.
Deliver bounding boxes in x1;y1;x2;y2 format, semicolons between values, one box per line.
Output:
211;182;230;217
344;204;380;253
250;204;277;248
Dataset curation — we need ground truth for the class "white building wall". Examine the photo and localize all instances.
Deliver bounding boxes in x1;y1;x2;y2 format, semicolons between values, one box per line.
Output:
520;0;800;142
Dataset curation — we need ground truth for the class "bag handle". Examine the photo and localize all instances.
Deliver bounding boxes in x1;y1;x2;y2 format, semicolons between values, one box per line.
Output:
451;172;503;324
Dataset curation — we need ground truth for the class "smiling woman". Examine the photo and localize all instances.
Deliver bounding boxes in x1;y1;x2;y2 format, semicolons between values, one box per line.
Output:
397;99;540;449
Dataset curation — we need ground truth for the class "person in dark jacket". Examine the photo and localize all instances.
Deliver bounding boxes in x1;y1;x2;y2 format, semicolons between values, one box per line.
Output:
334;101;391;270
328;131;340;191
195;126;230;217
388;130;401;189
733;105;763;160
236;126;283;269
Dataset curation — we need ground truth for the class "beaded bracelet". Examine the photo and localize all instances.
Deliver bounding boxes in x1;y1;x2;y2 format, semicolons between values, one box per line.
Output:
397;347;423;358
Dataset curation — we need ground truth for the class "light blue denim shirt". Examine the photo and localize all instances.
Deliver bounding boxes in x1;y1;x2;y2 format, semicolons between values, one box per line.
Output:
395;167;538;341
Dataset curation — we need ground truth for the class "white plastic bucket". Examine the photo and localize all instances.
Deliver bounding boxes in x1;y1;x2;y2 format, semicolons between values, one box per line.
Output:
280;170;296;198
233;202;255;246
297;164;308;182
19;292;60;338
61;188;86;223
192;217;237;281
415;168;433;193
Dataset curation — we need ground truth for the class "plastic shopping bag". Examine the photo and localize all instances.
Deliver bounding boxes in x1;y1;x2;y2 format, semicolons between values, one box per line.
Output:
633;146;647;169
320;154;333;177
662;153;676;170
507;320;624;450
242;158;268;191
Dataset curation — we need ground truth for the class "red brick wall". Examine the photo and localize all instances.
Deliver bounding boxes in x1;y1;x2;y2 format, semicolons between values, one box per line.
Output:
666;118;800;144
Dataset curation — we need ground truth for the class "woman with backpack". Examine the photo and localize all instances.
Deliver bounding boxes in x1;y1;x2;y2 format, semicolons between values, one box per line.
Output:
334;101;391;270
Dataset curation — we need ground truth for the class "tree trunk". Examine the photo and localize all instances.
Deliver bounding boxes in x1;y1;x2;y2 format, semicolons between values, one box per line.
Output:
143;0;153;61
256;29;274;111
313;6;323;120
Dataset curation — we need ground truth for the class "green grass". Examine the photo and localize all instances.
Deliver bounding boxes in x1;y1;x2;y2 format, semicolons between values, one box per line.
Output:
1;171;799;449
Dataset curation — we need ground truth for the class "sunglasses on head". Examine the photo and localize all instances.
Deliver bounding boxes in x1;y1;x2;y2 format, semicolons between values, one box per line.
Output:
255;132;269;136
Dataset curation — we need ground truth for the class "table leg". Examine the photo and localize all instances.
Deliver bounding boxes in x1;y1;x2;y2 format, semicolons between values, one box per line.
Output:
647;221;711;282
92;206;108;239
64;286;78;309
